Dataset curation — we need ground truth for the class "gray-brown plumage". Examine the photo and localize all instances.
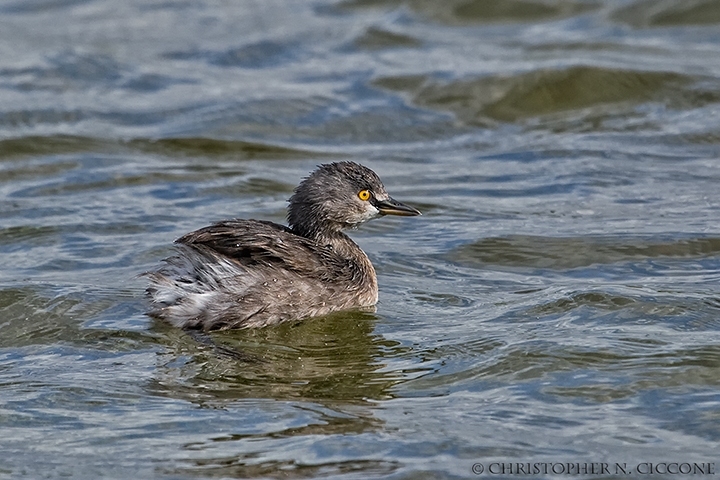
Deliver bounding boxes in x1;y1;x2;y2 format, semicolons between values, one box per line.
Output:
145;162;421;330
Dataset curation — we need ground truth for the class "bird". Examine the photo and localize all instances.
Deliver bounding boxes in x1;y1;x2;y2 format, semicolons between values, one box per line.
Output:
145;161;421;330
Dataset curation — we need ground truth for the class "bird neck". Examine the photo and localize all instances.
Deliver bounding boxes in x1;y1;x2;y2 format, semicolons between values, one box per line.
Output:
297;228;363;260
293;227;378;298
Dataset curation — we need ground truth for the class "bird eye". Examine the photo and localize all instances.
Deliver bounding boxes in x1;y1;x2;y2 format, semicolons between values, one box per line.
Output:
358;189;371;201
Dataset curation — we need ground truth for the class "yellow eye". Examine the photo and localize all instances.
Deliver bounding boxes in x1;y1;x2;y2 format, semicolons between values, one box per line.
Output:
358;189;371;201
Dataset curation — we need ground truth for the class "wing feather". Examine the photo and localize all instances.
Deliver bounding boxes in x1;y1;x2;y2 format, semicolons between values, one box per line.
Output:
175;219;329;274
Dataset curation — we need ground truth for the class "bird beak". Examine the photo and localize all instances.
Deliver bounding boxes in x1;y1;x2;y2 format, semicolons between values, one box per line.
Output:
373;197;422;216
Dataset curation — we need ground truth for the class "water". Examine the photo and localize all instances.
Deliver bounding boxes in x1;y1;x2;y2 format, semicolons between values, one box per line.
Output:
1;0;720;478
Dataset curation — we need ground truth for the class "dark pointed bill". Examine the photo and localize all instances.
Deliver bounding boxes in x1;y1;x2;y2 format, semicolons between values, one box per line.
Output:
373;197;422;216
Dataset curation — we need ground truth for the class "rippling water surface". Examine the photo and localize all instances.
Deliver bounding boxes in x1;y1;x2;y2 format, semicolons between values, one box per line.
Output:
2;1;720;478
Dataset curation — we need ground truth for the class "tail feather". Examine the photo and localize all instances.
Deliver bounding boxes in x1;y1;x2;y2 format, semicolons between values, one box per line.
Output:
144;245;252;328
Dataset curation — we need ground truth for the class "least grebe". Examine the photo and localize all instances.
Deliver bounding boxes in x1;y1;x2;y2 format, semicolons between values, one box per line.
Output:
146;162;421;330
